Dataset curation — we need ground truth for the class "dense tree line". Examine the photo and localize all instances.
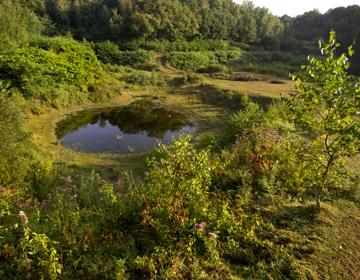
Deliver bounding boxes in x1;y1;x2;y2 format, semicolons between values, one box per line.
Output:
280;5;360;74
1;0;359;74
13;0;283;44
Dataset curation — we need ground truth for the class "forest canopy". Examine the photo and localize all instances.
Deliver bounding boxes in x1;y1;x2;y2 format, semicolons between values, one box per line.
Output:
13;0;284;44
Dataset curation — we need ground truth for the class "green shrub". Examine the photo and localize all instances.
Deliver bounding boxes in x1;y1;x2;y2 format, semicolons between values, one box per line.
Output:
182;73;205;84
218;90;248;106
241;63;257;72
92;41;156;66
226;102;266;143
197;64;229;73
133;62;160;71
168;50;243;71
264;100;294;134
116;50;156;66
233;90;249;106
272;52;293;62
88;87;122;103
234;51;272;64
137;136;263;277
0;37;100;98
219;90;234;100
102;63;132;73
121;72;151;86
257;62;297;77
0;85;35;189
122;71;166;86
91;40;121;64
167;52;217;70
141;39;229;52
214;50;242;63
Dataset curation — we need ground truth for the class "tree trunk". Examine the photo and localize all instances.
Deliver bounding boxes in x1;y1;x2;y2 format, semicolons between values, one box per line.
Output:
316;191;321;209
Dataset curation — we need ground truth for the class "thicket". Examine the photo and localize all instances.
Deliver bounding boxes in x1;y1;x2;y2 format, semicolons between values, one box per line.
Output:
0;85;37;190
141;39;229;52
197;64;230;74
167;50;305;75
0;37;100;99
167;50;242;70
92;41;156;66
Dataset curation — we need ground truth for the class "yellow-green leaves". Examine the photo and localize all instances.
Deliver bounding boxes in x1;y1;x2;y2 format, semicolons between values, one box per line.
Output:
284;31;360;208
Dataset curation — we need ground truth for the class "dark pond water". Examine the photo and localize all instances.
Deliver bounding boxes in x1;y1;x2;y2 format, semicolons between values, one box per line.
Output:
55;100;196;154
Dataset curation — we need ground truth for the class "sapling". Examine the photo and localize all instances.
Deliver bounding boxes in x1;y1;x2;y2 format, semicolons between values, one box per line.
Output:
286;31;360;208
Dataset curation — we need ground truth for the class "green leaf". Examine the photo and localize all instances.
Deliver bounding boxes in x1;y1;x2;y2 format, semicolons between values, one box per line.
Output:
348;45;355;57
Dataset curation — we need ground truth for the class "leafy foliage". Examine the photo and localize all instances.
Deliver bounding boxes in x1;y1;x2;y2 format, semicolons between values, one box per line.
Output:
168;50;242;70
0;0;42;50
141;39;229;52
0;85;35;189
285;31;360;208
0;37;100;98
167;52;217;70
92;41;156;66
197;64;230;74
280;5;360;74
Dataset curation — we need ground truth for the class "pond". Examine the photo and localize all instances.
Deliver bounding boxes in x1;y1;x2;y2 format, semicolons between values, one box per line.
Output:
55;100;196;154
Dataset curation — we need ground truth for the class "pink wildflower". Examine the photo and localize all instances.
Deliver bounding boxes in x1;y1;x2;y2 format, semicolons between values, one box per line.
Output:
97;181;105;186
208;232;217;238
19;211;28;225
61;176;72;183
144;171;149;176
0;187;5;193
195;222;206;231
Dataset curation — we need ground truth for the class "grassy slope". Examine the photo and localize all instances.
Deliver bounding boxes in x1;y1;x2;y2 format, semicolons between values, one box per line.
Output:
25;64;360;279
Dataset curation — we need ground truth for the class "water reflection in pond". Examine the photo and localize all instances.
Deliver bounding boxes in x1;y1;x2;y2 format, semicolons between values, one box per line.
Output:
55;101;196;154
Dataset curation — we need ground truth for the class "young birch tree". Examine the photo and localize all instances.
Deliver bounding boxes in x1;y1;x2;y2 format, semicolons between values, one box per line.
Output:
286;31;360;209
